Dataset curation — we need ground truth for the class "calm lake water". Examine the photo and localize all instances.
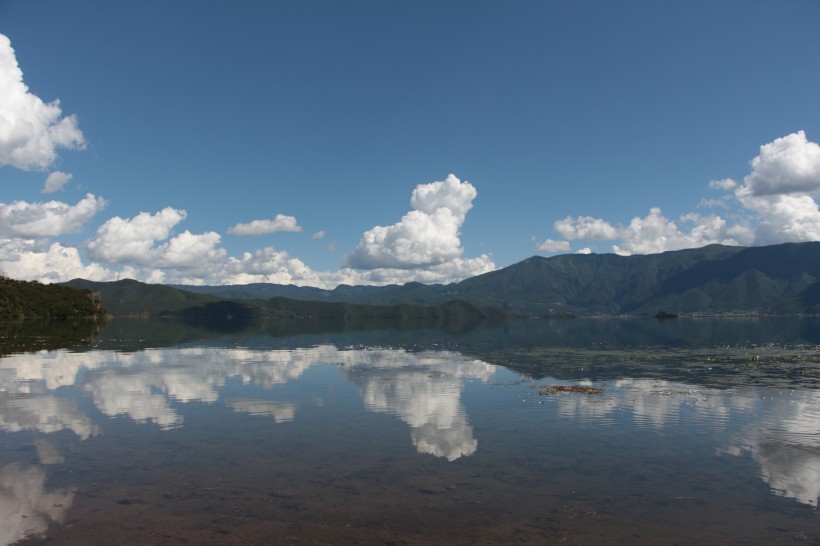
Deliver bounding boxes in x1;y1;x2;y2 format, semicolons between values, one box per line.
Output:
1;317;819;545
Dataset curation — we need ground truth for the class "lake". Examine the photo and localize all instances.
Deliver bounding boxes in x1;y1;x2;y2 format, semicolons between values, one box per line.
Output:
1;317;819;545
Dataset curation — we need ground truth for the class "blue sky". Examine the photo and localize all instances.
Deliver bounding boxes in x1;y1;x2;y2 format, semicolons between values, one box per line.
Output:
1;0;819;287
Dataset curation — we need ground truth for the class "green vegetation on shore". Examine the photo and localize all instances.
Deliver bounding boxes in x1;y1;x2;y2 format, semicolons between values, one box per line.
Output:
0;276;108;320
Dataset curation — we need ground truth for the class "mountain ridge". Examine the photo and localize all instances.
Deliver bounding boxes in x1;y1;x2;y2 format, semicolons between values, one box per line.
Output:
170;242;820;316
67;242;820;317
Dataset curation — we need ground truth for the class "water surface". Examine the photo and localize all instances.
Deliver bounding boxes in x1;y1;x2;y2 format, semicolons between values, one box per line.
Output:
1;318;819;544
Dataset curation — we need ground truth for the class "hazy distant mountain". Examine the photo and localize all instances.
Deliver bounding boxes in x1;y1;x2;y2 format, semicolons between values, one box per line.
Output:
168;242;820;316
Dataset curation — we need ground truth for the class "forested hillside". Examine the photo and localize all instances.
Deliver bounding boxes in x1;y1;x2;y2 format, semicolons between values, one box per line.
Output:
0;276;108;319
168;242;820;316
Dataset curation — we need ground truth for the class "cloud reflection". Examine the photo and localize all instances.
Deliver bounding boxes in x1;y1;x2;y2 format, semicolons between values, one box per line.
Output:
225;399;297;423
341;350;495;460
0;394;99;439
0;345;495;461
549;378;820;507
0;463;74;545
721;389;820;508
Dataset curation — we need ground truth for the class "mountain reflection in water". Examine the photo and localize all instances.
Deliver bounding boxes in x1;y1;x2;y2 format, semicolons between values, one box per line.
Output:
0;318;818;544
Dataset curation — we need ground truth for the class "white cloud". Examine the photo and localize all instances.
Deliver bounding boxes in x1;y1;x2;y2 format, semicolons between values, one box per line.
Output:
410;174;476;221
741;131;820;196
42;171;72;193
548;132;820;255
0;194;106;238
537;239;570;253
159;230;225;267
576;247;592;254
227;214;303;236
341;254;496;286
311;230;326;240
2;174;493;286
0;241;118;283
87;207;185;264
708;178;738;191
612;207;751;256
554;216;618;240
0;34;85;170
739;193;820;246
220;246;324;286
345;174;480;270
730;131;820;245
86;207;225;269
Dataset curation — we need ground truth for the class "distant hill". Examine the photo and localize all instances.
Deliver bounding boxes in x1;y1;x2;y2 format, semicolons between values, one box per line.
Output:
64;278;222;317
62;278;509;324
169;242;820;316
0;276;107;319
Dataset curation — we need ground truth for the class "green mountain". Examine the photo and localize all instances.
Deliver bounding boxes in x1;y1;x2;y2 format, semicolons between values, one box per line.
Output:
62;278;508;324
169;242;820;316
0;276;108;320
64;278;222;317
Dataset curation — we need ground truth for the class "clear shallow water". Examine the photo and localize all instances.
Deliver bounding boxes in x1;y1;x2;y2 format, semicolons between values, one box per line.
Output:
1;318;819;545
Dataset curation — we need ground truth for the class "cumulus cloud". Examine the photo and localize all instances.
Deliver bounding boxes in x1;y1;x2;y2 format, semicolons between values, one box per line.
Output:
738;193;820;246
548;131;820;255
345;174;480;270
220;246;324;286
537;239;570;253
227;214;303;236
613;208;752;256
311;230;326;240
554;216;618;240
86;207;186;264
0;34;85;170
42;171;72;193
729;131;820;245
86;207;225;269
0;241;118;283
741;131;820;196
342;254;496;286
0;194;106;238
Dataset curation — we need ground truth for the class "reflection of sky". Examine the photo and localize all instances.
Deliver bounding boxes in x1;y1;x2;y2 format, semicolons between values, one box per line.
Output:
0;394;99;439
551;378;820;508
0;345;495;461
225;399;297;423
341;350;496;460
2;344;818;506
721;389;820;508
0;463;73;545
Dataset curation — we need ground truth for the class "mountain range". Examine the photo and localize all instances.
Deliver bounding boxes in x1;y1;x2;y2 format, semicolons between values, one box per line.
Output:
169;242;820;316
66;242;820;317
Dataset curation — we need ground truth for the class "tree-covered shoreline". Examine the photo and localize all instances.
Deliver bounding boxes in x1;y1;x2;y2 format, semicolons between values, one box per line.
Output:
0;276;108;320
